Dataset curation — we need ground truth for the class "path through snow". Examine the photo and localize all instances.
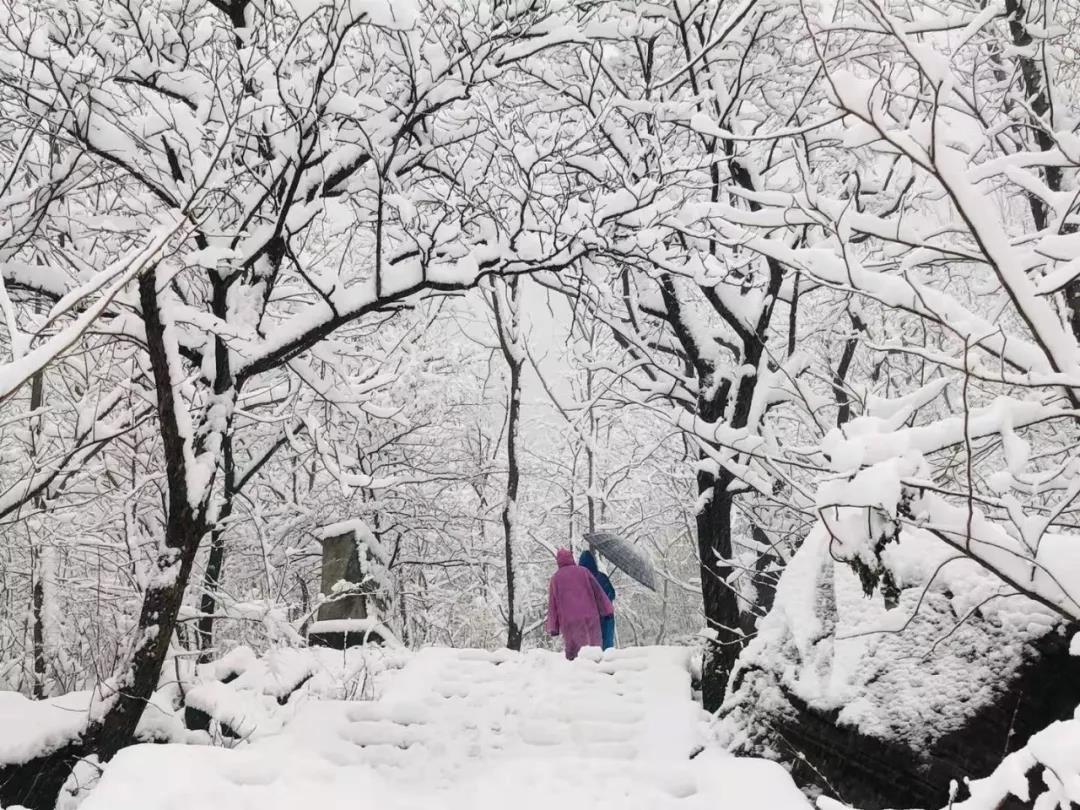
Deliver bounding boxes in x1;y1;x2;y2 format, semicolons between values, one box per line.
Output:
81;646;810;810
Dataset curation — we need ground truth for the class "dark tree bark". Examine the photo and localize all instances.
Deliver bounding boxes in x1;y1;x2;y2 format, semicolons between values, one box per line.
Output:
30;560;46;699
198;479;232;660
83;271;212;760
694;240;785;711
696;468;742;712
665;7;793;710
502;365;524;652
582;316;600;534
196;274;236;662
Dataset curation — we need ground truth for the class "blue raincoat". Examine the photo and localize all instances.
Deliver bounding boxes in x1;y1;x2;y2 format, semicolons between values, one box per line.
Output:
579;550;616;649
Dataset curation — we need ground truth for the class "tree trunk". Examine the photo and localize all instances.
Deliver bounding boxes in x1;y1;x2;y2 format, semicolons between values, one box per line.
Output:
85;529;203;760
196;520;228;662
696;464;742;712
195;272;237;661
29;294;47;698
492;278;524;651
584;361;597;535
396;573;410;647
30;555;46;699
502;356;524;651
84;271;211;760
196;433;233;662
0;271;215;810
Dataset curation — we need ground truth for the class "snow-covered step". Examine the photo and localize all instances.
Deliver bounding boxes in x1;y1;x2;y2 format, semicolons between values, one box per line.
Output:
341;720;427;748
345;701;430;725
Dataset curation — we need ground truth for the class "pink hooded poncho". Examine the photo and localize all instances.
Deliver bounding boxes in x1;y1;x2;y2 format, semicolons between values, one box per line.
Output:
545;548;614;660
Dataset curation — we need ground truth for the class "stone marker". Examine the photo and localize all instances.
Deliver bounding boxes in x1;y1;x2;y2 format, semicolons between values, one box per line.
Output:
317;528;369;622
308;523;386;649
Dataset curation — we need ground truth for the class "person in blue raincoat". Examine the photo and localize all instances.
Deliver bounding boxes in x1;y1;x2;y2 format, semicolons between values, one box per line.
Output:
578;550;616;650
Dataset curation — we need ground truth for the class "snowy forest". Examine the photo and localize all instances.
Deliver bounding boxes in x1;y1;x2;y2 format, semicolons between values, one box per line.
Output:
0;0;1078;808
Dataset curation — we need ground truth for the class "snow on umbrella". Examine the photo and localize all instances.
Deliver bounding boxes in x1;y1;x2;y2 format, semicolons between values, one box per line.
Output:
584;531;657;592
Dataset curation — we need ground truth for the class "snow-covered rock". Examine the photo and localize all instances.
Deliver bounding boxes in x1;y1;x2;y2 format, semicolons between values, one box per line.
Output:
718;523;1072;808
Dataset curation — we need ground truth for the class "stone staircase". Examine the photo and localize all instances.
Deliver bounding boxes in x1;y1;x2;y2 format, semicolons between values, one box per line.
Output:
79;646;811;810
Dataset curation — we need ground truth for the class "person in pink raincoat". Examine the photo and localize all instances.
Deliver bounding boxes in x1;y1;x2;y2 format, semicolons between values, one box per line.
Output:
545;548;614;660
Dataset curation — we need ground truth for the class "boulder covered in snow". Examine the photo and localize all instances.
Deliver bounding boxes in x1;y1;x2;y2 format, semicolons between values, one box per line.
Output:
718;524;1079;809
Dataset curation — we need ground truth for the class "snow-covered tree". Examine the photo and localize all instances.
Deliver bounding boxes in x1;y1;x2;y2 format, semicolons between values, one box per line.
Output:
0;1;592;805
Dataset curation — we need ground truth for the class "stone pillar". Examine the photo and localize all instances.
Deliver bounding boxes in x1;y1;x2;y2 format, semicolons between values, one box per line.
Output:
317;529;368;622
307;524;387;648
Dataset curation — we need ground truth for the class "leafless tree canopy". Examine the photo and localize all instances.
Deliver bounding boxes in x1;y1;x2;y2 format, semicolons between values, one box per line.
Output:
0;0;1077;806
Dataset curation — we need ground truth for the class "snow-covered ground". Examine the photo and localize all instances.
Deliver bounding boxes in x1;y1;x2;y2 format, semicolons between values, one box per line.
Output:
69;646;808;810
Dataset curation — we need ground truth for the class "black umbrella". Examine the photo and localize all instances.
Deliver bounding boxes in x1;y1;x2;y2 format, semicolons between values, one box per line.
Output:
584;531;657;591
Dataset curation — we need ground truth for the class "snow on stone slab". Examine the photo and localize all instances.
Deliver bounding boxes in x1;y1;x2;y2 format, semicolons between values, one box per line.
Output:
305;618;401;646
78;646;810;810
313;517;390;566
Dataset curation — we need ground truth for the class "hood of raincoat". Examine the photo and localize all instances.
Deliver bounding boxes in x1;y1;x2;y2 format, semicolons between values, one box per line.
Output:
579;550;600;574
579;548;616;602
556;548;574;567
